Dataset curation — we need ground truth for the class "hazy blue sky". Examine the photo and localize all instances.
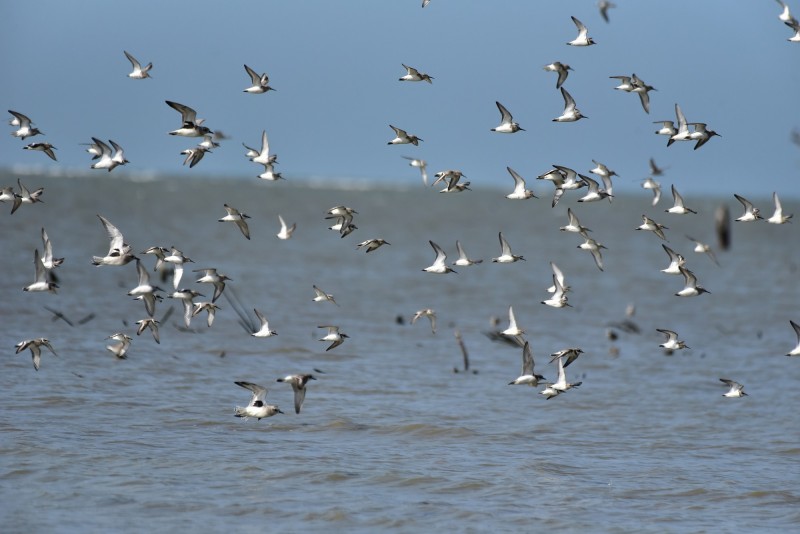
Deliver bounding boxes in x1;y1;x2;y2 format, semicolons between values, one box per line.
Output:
3;1;799;197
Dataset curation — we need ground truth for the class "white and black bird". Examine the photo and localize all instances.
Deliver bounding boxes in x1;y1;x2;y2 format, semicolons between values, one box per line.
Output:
234;382;283;420
92;215;136;266
165;101;212;137
567;16;595;46
453;240;482;267
786;320;800;356
491;101;524;133
388;125;422;145
719;379;747;398
318;325;349;351
675;266;709;297
734;194;763;222
124;50;152;79
23;249;58;293
508;341;546;387
657;329;689;351
8;110;42;139
492;232;525;263
219;204;251;239
399;64;433;83
23;142;57;161
423;240;457;273
767;192;793;224
553;87;587;122
251;308;277;337
505;167;537;200
243;64;274;94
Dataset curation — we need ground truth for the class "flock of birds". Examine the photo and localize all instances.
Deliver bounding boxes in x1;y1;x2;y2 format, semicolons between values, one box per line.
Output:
5;1;800;420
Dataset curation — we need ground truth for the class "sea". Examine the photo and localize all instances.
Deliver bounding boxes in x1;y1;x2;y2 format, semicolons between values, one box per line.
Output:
1;170;798;533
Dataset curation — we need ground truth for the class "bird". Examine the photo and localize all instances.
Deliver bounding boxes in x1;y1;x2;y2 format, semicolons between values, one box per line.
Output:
589;160;617;181
89;138;128;172
787;320;800;356
553;87;587;122
665;185;697;215
15;338;57;371
690;123;720;150
243;64;274;93
192;301;221;327
276;374;317;414
168;288;204;328
567;16;595;46
163;247;193;290
219;204;251;239
453;240;482;266
505;167;537;200
560;208;591;234
767;192;793;224
92;215;136;266
509;341;546;387
641;177;662;206
631;73;656;114
124;50;152;79
411;308;437;334
501;305;525;346
577;175;610;202
423;241;456;273
598;1;616;23
669;104;692;144
636;215;669;241
106;333;132;359
546;261;570;294
10;178;44;215
245;130;278;166
8;110;42;139
165;101;212;137
141;246;168;273
135;318;160;344
685;236;720;266
549;348;584;369
234;382;283;420
250;308;277;337
653;120;677;145
543;61;572;89
357;238;390;253
127;259;162;316
23;142;57;161
257;162;283;181
541;273;570;308
318;325;349;351
657;329;689;350
675;266;709;297
402;156;428;186
719;379;747;398
312;285;338;306
180;146;210;168
23;249;58;293
491;101;524;133
276;215;296;240
40;227;64;272
198;134;219;151
492;232;525;263
399;64;433;83
577;230;606;271
541;356;582;399
649;158;667;176
733;194;763;222
660;244;686;275
388;125;422;145
193;268;229;302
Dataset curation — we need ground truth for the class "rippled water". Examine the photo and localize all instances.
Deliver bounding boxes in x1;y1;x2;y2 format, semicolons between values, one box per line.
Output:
1;172;799;532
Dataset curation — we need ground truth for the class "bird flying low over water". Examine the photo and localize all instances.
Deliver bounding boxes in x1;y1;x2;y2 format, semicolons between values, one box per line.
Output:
219;204;251;239
423;241;457;274
234;382;283;420
15;338;57;371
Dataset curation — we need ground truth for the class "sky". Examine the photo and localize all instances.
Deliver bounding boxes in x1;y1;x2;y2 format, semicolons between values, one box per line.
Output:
2;1;799;198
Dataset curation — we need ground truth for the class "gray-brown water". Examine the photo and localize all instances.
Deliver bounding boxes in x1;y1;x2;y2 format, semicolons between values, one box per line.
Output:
1;172;799;532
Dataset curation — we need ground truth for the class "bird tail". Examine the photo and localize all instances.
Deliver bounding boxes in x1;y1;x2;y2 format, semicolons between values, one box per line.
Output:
234;406;248;418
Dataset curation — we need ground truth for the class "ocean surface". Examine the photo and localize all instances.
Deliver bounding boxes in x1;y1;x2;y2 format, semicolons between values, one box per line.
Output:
1;171;799;533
